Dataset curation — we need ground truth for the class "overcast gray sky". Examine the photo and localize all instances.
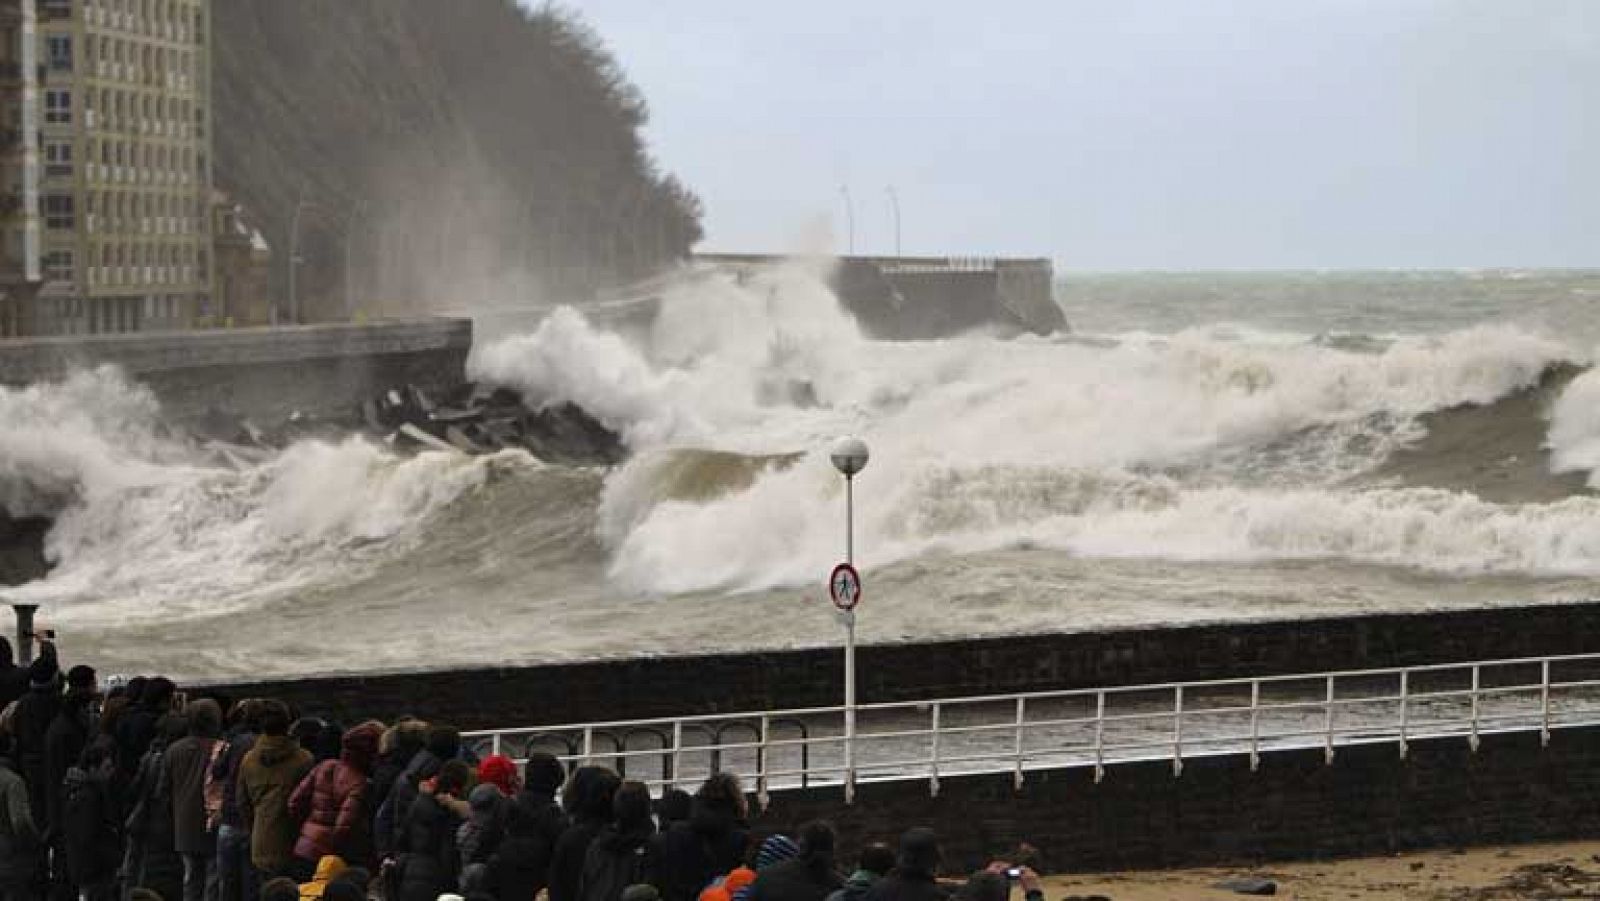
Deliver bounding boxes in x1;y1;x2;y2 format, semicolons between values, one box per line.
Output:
555;1;1597;269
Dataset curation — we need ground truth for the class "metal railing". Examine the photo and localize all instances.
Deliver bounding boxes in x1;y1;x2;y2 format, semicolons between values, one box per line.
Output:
462;653;1600;803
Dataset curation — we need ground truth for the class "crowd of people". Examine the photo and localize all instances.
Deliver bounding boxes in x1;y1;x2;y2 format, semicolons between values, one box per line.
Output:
0;639;1047;901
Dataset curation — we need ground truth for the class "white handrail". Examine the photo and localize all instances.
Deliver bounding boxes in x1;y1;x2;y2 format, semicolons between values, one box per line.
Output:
461;652;1600;798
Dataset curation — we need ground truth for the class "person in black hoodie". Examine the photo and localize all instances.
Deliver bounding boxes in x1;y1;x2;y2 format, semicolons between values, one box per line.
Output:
11;645;61;831
747;821;843;901
369;719;425;860
115;677;175;789
43;665;96;901
124;713;187;901
487;752;567;901
577;780;656;901
376;724;458;864
394;758;471;901
546;766;621;901
860;830;948;901
62;739;120;901
654;773;751;901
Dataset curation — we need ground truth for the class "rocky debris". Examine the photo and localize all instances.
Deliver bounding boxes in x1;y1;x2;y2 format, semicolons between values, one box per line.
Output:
1211;877;1277;895
0;507;53;587
366;383;627;467
1470;862;1600;899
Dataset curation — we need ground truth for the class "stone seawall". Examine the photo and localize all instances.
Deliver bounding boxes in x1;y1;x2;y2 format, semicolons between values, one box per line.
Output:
756;725;1600;873
0;318;473;420
203;599;1599;731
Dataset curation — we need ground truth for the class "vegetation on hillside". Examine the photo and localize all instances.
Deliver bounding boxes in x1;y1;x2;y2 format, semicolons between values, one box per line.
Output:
213;0;703;319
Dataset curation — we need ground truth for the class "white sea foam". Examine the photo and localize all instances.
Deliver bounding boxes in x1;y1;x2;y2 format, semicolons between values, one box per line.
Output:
0;369;526;621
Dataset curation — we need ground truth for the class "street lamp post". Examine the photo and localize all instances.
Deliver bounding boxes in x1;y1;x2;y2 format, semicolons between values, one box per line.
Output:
830;437;869;802
839;185;856;256
886;186;901;257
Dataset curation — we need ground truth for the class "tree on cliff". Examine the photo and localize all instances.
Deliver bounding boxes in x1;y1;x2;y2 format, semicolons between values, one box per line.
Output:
212;0;704;320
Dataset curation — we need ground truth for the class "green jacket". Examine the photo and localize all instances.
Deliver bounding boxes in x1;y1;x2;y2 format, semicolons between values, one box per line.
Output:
236;734;313;872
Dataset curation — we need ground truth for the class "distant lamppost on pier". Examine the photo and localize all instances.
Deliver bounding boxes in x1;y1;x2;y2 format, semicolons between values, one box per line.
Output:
839;185;856;255
11;604;37;666
830;436;869;801
885;186;901;257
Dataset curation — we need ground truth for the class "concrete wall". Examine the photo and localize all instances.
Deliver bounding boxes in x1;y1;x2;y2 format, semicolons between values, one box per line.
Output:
755;726;1600;874
201;600;1600;731
0;318;473;420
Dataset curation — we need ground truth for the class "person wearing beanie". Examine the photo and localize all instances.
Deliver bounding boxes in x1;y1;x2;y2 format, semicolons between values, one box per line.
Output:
375;724;459;866
166;698;225;901
745;822;842;901
727;835;801;901
288;721;383;872
458;783;511;871
477;755;520;797
487;752;568;901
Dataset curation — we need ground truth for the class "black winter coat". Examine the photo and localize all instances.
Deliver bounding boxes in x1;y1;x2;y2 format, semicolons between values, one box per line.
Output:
547;819;606;901
488;788;567;901
377;749;441;861
860;871;949;901
395;792;462;901
577;824;657;901
61;767;120;887
748;859;844;901
12;681;60;831
0;756;41;884
654;805;749;901
43;695;93;833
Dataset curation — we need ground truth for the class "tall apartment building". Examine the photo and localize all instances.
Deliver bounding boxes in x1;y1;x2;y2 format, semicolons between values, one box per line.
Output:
2;0;213;336
0;0;41;337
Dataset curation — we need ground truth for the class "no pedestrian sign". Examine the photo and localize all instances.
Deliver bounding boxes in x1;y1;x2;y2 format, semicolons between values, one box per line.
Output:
829;562;862;611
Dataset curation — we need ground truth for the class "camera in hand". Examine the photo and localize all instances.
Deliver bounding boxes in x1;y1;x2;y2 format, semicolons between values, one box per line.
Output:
1005;868;1022;880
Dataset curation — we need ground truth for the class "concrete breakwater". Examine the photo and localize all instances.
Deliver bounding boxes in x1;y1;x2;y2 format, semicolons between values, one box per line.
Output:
0;318;474;422
203;599;1600;730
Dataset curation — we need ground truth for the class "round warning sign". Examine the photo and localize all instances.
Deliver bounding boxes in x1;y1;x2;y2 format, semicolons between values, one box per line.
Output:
829;563;862;611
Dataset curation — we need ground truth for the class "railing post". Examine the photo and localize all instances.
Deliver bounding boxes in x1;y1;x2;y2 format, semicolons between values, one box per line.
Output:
1013;697;1026;790
1249;680;1260;772
1093;691;1106;784
491;733;502;758
1172;685;1184;777
671;721;683;790
929;703;941;798
1541;659;1552;747
582;726;594;765
1399;670;1409;760
1323;675;1335;765
758;715;771;809
1469;664;1481;752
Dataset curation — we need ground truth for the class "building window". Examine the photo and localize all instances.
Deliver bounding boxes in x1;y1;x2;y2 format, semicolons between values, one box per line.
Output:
47;35;73;72
44;90;72;125
44;250;75;282
44;142;73;178
43;194;76;229
41;0;72;22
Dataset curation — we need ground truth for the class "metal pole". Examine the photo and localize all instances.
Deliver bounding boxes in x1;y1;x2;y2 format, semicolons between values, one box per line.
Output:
844;472;857;802
343;201;363;321
288;194;305;324
886;187;901;256
840;186;855;255
12;605;36;666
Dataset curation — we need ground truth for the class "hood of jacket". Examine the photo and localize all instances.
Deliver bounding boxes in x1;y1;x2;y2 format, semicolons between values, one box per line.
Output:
253;734;302;767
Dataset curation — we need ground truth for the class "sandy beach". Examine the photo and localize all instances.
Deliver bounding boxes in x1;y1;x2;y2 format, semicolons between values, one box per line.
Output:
1045;839;1600;899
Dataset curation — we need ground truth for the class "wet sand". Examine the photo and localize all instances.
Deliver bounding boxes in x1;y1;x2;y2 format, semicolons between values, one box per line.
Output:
1045;839;1600;899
